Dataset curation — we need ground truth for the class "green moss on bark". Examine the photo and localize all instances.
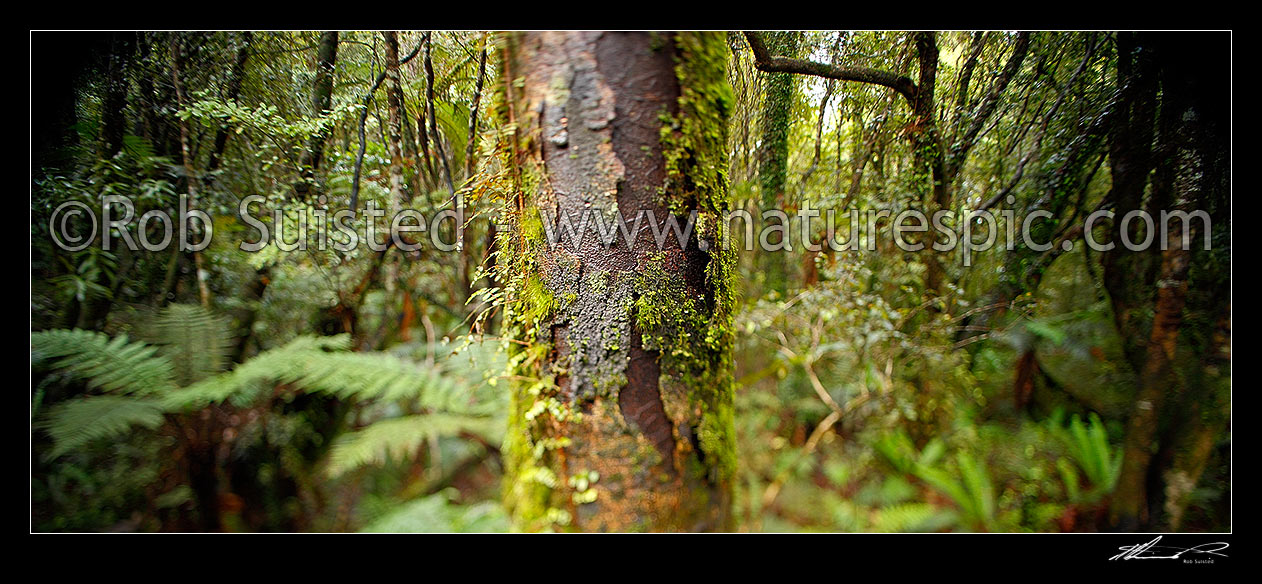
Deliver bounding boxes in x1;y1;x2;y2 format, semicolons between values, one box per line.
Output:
654;31;739;483
499;31;737;531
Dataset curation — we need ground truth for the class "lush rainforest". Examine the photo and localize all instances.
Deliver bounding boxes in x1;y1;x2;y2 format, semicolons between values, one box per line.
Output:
30;31;1230;533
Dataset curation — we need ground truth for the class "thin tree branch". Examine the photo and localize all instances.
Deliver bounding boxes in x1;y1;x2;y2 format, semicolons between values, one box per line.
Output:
424;32;458;197
743;31;917;105
953;32;986;122
350;36;424;209
947;32;1032;176
464;32;489;179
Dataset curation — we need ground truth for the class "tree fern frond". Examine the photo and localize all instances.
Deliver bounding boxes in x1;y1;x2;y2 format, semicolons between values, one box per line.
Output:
326;413;500;477
148;303;234;385
160;334;496;413
235;335;489;408
36;395;165;459
160;372;263;410
32;329;177;396
267;351;451;402
358;491;509;533
160;335;351;409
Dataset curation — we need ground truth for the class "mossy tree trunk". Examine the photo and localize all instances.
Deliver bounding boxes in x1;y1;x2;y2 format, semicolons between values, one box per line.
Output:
756;31;798;294
497;31;737;532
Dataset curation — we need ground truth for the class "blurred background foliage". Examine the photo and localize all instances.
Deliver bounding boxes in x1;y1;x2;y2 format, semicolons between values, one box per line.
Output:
30;30;1229;532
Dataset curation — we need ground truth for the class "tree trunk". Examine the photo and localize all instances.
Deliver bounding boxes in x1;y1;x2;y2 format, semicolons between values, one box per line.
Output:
1110;32;1230;531
756;31;798;294
1102;32;1161;374
499;31;737;532
912;32;950;301
101;33;134;159
296;31;338;197
1112;222;1191;529
384;31;408;206
206;31;252;175
169;36;211;308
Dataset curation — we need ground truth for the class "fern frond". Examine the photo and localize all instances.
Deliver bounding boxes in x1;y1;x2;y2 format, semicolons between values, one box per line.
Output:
914;465;971;515
873;430;919;474
36;395;165;459
161;335;352;409
269;351;450;402
956;452;996;525
160;371;263;410
148;303;234;385
161;334;499;414
326;413;500;477
358;491;509;533
32;329;177;396
871;502;958;533
1054;412;1122;498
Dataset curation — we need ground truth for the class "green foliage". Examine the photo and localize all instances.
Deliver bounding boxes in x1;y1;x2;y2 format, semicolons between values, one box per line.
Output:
870;502;958;533
35;307;504;471
359;490;508;533
36;396;166;459
148;303;235;385
875;430;996;530
49;248;117;305
181;91;359;141
328;414;500;477
29;30;1230;533
914;451;997;531
1049;410;1122;503
31;432;169;532
874;431;946;474
32;329;177;396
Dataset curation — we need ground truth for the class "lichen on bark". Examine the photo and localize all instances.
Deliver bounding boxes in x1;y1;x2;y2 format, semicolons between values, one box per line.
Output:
495;31;736;532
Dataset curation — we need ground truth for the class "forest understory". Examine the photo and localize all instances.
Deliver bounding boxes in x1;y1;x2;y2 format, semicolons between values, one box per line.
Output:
29;30;1230;533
